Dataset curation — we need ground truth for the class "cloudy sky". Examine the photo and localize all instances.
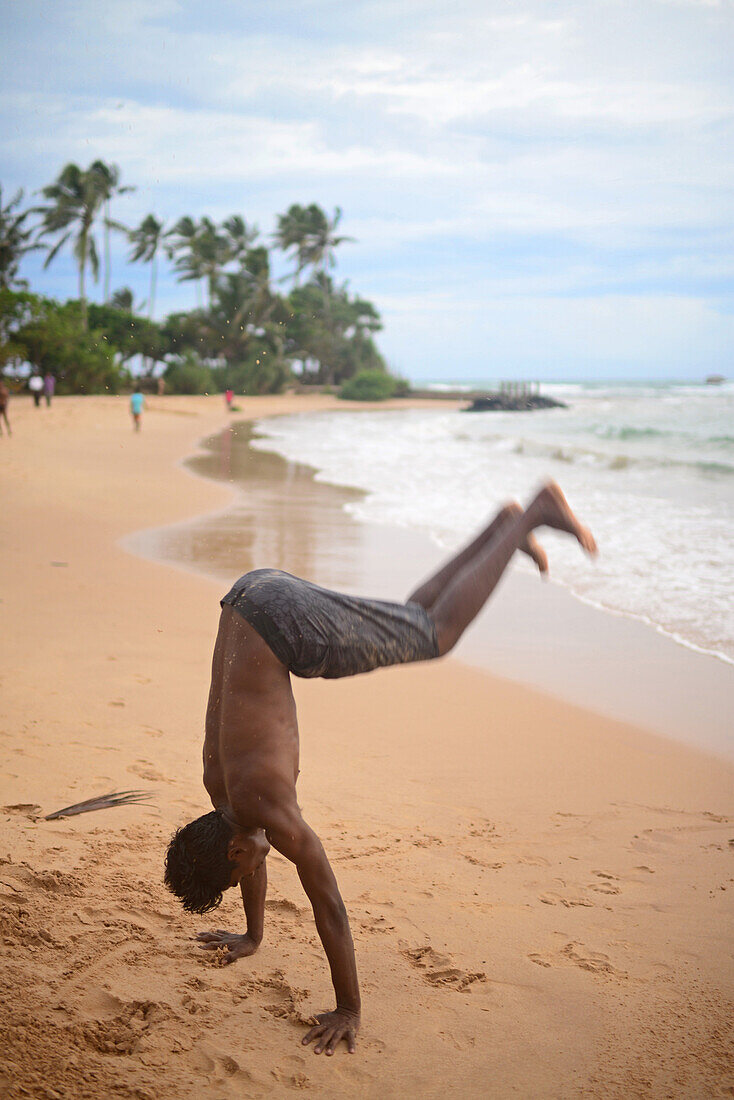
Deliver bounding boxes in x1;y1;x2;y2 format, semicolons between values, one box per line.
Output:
2;0;733;381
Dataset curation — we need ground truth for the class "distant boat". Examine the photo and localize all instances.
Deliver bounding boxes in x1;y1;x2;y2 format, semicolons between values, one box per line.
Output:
705;374;726;385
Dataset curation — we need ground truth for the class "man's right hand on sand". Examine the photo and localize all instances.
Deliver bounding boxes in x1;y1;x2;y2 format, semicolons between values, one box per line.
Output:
196;929;260;962
301;1008;360;1055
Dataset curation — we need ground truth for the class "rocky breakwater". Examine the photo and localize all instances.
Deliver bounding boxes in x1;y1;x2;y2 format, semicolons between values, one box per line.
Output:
464;391;567;412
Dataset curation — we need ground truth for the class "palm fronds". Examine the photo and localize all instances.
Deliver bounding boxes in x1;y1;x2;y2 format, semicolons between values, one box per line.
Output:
44;789;154;820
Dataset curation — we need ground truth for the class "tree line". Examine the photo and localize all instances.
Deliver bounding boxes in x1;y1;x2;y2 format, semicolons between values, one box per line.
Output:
0;161;404;399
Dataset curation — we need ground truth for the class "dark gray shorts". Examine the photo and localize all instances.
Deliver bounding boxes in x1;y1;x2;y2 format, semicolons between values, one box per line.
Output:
221;568;439;679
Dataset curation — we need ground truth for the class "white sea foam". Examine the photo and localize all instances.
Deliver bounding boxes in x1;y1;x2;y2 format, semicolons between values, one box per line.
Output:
250;382;734;665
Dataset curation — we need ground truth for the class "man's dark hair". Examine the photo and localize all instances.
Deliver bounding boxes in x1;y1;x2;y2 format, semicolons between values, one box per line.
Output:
164;811;234;914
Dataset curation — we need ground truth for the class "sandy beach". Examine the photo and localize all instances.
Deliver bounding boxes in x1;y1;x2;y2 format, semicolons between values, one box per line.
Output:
1;394;732;1099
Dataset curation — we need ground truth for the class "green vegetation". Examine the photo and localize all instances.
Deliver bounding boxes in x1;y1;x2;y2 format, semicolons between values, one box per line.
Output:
340;368;400;402
0;187;40;291
1;161;403;399
1;293;126;393
163;351;215;395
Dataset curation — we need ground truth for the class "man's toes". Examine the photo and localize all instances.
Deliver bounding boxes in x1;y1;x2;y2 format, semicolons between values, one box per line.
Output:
579;527;597;555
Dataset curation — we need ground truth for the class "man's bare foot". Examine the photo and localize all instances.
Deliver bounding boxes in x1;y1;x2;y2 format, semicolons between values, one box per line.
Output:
524;531;549;574
526;482;597;556
504;502;549;574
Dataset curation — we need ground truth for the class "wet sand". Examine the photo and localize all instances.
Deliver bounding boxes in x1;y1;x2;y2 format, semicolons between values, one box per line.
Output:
1;394;733;1100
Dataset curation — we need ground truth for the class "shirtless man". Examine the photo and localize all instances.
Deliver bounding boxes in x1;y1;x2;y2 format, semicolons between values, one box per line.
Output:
164;482;596;1056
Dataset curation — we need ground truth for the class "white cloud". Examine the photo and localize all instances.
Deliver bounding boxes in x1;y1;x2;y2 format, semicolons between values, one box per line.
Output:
376;292;734;377
2;94;457;186
314;62;730;129
3;0;733;378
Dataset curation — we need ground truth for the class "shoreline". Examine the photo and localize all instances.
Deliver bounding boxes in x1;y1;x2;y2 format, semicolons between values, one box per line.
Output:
1;394;733;1099
127;414;734;761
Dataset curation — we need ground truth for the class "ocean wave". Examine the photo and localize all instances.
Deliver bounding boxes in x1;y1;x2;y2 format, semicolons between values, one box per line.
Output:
592;424;672;441
591;424;734;447
463;432;734;477
251;406;734;667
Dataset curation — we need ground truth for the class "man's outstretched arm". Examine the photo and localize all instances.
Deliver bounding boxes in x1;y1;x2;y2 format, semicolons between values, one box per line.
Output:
196;860;267;963
241;857;267;945
266;810;360;1055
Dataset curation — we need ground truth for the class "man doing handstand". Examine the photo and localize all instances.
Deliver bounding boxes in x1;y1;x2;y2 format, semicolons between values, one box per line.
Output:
164;482;596;1056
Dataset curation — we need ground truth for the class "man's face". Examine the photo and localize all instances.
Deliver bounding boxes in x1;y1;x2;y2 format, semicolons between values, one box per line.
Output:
227;828;270;886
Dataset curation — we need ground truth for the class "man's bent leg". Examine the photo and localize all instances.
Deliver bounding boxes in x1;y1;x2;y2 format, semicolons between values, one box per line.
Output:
427;482;596;656
407;501;550;614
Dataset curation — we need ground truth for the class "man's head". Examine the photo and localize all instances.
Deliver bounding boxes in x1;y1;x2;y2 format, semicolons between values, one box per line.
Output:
164;811;269;914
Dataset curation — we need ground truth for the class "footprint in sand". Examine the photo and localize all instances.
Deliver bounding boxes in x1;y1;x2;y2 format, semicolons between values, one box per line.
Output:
589;871;622;895
181;992;210;1016
402;945;486;992
468;820;499;840
80;999;171;1056
188;1043;259;1088
411;834;444;849
560;942;625;977
265;898;304;922
358;913;396;935
1;803;41;819
110;903;175;934
539;891;594;908
529;942;626;978
128;761;170;783
332;844;390;862
461;852;504;870
230;970;312;1026
271;1063;311;1090
8;864;84;898
517;854;551;867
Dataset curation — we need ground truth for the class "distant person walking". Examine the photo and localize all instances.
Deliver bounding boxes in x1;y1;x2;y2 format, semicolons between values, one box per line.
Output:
130;388;145;432
28;373;43;408
225;389;234;410
43;373;56;406
0;381;11;436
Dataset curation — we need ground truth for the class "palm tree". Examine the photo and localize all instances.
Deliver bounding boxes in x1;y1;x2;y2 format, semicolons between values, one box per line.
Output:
128;214;166;318
195;218;231;307
37;162;109;329
273;204;312;286
205;247;278;363
89;160;134;302
222;215;259;267
300;204;354;276
0;185;41;290
274;203;354;290
110;287;135;311
167;216;204;307
168;217;230;310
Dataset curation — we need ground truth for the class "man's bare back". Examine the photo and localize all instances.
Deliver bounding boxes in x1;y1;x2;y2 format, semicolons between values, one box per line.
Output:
164;482;596;1057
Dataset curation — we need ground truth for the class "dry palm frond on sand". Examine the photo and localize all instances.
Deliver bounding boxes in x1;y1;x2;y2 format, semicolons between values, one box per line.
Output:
44;789;154;820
